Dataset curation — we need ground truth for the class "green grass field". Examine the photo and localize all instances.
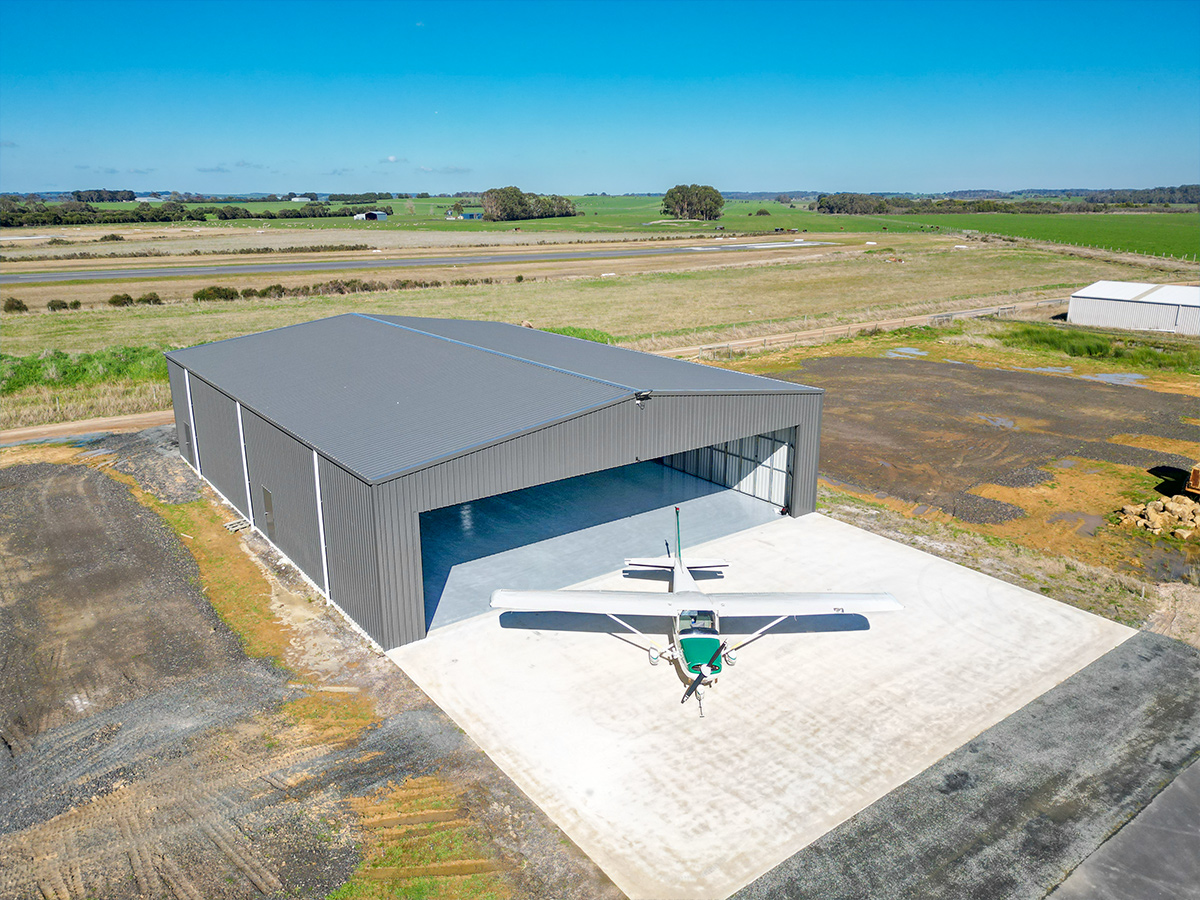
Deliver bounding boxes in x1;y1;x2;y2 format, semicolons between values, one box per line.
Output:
875;212;1198;258
55;195;1198;257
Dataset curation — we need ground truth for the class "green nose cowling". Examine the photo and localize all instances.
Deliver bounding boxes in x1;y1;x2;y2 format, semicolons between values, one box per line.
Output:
681;635;724;675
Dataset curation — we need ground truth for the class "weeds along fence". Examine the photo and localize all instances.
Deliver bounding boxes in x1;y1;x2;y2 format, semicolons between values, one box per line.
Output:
677;298;1068;361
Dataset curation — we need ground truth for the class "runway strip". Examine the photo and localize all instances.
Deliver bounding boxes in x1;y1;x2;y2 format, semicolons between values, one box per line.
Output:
0;239;830;285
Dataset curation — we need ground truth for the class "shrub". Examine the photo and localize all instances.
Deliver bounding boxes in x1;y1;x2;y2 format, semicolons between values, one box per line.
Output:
193;285;239;302
515;274;524;283
3;297;28;312
241;288;260;298
97;233;125;242
544;325;617;344
108;293;134;307
135;292;163;305
47;299;69;311
47;237;70;246
69;300;81;309
755;208;771;216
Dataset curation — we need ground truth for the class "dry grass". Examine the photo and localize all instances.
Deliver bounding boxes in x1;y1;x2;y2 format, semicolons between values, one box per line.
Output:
1;379;172;429
2;240;1179;357
735;317;1200;395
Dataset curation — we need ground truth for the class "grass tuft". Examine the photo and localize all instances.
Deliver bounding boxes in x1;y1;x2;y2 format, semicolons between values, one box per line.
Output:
999;323;1200;371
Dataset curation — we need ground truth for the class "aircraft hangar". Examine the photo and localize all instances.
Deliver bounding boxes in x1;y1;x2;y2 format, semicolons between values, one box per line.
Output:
165;314;823;649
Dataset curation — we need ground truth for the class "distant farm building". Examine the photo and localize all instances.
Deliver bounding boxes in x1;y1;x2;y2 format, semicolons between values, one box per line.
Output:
1068;281;1200;336
354;211;388;221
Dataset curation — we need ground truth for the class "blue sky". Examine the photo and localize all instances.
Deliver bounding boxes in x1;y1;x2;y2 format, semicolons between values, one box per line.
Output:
1;0;1197;194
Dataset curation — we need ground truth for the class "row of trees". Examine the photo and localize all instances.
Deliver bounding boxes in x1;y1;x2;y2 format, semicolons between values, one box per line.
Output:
661;184;724;220
0;198;395;227
0;199;208;227
480;187;576;221
327;192;394;203
815;192;1198;215
71;189;137;202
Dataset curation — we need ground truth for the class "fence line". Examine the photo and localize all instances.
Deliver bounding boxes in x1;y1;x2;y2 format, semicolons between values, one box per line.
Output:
658;298;1069;360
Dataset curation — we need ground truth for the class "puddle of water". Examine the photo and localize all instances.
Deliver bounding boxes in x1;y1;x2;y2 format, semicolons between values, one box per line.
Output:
873;491;889;499
885;347;929;359
913;504;930;516
944;359;966;365
1018;365;1074;374
1079;373;1146;387
1052;459;1077;469
1123;537;1200;583
977;415;1017;430
1046;510;1106;537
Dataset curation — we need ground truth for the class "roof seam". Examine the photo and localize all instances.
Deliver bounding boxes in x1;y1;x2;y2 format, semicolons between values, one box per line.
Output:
354;313;641;393
368;392;634;483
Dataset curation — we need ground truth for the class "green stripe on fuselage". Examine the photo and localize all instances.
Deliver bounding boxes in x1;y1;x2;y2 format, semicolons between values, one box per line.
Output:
680;635;723;675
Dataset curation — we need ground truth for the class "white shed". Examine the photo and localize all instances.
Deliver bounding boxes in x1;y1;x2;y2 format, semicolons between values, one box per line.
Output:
1068;281;1200;336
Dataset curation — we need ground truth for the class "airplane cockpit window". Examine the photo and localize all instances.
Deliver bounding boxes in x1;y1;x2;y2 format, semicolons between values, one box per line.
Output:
679;610;717;634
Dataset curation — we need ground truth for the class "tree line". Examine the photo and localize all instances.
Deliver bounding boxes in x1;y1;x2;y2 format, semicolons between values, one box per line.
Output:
480;187;576;221
815;190;1199;215
71;189;136;202
0;198;395;227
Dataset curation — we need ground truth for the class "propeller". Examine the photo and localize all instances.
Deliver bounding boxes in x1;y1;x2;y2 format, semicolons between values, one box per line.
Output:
681;641;726;704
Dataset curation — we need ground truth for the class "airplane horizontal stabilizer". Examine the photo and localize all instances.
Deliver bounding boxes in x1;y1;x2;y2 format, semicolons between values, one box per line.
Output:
624;557;729;570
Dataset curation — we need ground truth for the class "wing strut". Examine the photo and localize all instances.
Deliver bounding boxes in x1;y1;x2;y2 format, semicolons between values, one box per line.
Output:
729;615;793;652
605;613;665;654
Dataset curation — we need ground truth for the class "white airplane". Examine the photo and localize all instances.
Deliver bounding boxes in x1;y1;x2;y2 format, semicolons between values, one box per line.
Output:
491;508;902;714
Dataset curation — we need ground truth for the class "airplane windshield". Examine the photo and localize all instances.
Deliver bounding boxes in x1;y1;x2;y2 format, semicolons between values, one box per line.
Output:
678;610;716;634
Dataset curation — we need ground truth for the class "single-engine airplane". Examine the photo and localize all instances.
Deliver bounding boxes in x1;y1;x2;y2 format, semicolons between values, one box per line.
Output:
491;508;902;715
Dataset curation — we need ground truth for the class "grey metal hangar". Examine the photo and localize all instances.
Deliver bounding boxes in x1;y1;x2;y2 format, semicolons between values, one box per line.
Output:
165;315;823;650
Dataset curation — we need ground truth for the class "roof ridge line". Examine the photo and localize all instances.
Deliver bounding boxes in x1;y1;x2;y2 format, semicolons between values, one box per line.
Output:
353;313;640;394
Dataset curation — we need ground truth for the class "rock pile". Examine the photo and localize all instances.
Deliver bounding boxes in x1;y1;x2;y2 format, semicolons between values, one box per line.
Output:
1119;495;1199;540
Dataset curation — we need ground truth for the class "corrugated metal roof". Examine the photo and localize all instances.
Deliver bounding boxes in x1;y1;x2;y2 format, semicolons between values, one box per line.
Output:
1072;281;1200;307
377;316;819;394
166;314;817;483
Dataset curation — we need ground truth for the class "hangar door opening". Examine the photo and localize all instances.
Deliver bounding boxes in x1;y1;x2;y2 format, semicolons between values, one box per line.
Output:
661;428;793;508
418;460;782;632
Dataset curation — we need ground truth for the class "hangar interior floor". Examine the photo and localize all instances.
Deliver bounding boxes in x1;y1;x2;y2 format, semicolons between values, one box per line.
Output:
419;461;781;631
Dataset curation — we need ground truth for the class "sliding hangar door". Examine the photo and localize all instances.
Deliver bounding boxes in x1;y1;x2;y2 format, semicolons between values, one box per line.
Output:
166;314;823;650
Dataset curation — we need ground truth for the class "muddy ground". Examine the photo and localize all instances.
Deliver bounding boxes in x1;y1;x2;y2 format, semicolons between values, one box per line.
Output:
781;356;1199;524
0;431;619;900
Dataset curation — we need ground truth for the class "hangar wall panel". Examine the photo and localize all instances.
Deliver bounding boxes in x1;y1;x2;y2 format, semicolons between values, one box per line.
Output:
167;360;195;469
317;456;384;643
1176;306;1199;336
1069;297;1183;333
241;408;325;591
402;392;821;514
188;376;249;516
790;396;823;514
371;480;425;648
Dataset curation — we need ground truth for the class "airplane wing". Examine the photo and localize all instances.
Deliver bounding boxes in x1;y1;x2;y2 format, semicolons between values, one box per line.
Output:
492;589;685;616
706;592;902;616
491;589;901;617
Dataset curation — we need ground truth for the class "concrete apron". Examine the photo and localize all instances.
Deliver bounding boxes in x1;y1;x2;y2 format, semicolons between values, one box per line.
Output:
388;513;1135;900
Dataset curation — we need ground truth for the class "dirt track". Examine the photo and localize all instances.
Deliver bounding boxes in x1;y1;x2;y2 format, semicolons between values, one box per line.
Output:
0;433;620;899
